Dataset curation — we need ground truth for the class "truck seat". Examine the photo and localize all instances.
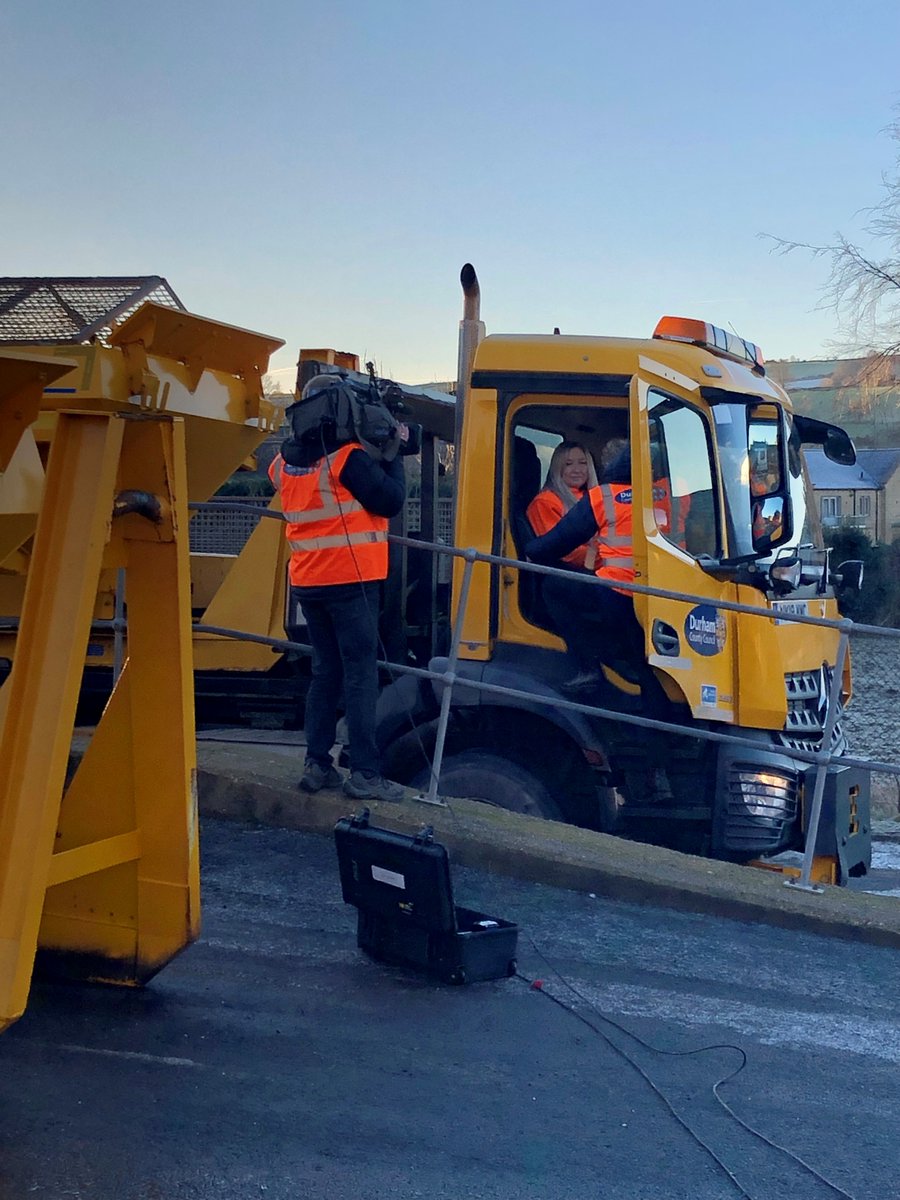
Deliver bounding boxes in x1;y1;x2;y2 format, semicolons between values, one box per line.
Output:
510;437;541;555
510;437;556;632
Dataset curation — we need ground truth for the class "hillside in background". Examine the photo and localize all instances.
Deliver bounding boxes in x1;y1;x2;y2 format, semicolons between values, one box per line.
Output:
768;357;900;447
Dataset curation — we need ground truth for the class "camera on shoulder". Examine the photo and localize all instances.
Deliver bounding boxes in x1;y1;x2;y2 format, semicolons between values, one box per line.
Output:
285;366;422;459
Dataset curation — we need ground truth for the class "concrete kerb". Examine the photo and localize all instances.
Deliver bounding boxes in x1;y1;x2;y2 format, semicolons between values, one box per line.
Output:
196;740;900;951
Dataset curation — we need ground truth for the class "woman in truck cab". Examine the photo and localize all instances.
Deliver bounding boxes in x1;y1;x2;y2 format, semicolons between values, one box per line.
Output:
525;441;599;570
526;445;669;716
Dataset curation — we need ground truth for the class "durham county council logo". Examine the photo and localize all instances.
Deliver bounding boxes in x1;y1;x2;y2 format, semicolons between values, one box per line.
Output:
684;605;727;657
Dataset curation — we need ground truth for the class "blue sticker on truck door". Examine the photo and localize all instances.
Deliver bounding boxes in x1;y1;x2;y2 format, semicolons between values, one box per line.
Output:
684;605;726;656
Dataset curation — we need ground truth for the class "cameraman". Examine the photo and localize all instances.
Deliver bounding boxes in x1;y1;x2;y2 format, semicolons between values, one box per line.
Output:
269;374;407;801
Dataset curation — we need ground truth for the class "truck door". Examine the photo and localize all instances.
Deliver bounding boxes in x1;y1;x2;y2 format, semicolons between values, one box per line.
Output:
628;359;737;723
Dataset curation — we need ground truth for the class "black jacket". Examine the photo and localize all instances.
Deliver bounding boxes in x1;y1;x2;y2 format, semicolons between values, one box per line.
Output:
339;449;406;519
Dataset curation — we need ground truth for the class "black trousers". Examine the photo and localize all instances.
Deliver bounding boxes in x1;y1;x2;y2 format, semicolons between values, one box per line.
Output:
542;573;643;672
294;580;381;776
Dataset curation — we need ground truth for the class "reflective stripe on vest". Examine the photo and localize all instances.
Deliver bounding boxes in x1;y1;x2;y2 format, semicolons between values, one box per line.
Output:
274;443;389;586
283;453;366;524
590;484;632;548
588;483;635;589
289;529;387;553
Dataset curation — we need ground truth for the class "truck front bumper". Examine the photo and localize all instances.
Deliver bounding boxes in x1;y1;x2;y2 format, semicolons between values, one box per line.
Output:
712;737;871;879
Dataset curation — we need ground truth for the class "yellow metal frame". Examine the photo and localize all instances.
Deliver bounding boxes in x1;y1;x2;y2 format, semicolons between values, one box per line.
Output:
0;304;288;690
0;411;199;1031
749;857;838;886
194;494;292;671
0;307;285;1032
0;351;75;568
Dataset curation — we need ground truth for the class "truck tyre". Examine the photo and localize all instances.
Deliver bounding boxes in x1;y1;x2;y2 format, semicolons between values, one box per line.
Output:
411;750;563;821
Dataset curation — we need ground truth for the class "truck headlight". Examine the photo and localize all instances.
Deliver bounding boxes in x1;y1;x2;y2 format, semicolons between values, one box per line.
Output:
731;768;797;819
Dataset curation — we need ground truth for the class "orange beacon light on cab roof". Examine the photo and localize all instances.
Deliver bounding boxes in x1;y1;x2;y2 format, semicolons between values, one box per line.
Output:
653;316;766;375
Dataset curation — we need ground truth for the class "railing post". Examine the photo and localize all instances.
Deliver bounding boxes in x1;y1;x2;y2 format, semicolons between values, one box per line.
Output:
785;620;852;892
420;548;477;807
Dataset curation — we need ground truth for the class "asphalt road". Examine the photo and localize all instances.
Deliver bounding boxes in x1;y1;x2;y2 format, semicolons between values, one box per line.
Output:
1;817;899;1200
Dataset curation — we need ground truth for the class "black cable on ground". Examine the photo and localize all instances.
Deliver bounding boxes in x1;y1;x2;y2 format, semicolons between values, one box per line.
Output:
515;970;754;1200
517;935;858;1200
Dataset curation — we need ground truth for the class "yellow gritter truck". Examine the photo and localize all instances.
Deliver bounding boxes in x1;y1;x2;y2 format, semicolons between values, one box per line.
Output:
374;266;871;881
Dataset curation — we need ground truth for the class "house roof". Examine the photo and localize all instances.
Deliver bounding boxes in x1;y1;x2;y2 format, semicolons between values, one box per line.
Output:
856;447;900;485
0;276;185;345
805;449;881;490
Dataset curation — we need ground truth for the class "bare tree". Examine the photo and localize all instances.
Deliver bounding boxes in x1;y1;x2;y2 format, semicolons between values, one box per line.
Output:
262;373;292;397
765;112;900;378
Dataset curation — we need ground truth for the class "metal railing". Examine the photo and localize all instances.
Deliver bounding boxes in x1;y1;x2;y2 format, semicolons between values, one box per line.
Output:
157;505;900;890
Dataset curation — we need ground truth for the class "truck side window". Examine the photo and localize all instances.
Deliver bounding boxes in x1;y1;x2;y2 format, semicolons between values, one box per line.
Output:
649;393;718;559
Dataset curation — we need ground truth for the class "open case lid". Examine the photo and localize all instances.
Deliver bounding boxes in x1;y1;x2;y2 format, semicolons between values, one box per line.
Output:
334;811;457;934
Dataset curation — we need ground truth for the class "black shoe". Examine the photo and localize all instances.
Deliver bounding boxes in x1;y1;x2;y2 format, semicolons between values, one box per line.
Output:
560;671;605;696
299;762;342;793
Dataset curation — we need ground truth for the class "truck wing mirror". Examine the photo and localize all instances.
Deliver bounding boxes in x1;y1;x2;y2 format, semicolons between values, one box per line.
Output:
792;414;856;466
832;559;865;592
751;495;793;555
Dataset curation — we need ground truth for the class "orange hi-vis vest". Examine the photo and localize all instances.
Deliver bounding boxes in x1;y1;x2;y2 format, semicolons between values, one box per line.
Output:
269;442;388;587
526;487;600;570
587;483;635;592
652;478;691;549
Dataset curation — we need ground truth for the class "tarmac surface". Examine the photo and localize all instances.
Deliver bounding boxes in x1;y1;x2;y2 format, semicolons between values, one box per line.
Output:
3;814;900;1200
2;729;899;1199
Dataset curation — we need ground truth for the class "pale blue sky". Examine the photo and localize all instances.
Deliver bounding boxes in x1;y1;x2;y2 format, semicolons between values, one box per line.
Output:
3;0;900;389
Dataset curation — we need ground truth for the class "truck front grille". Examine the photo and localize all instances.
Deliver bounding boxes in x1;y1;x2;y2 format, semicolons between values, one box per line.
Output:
776;666;846;756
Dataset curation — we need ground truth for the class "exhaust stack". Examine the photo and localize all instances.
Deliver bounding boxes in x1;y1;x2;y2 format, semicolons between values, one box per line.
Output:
454;263;486;452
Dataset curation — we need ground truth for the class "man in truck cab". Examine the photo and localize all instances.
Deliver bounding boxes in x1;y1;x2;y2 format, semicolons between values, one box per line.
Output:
269;374;407;802
525;446;669;716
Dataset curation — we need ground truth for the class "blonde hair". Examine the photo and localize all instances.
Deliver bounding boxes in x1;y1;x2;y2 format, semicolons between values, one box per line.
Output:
544;441;598;512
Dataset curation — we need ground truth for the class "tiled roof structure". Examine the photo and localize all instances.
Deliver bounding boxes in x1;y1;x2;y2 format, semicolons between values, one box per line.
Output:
806;447;900;490
0;276;185;345
856;448;900;486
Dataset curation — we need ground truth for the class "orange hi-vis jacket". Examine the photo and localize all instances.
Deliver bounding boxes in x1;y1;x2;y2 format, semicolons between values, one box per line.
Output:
269;442;388;587
652;477;691;549
526;487;599;570
587;483;635;592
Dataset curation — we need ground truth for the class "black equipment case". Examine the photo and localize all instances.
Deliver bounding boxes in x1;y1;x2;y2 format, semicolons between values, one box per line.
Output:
334;811;518;985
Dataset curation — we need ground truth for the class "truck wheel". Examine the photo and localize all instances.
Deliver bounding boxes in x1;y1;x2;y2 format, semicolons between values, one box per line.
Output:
412;750;562;820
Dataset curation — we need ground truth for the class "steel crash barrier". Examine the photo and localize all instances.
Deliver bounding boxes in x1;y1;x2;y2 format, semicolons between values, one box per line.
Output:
181;505;900;895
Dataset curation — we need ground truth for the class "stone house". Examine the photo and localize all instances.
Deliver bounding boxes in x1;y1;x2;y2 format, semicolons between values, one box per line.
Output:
805;448;900;543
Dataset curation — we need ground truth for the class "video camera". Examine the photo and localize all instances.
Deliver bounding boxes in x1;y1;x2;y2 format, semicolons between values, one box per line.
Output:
284;364;422;461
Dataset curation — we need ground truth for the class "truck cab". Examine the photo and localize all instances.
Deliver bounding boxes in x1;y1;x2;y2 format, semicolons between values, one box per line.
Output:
378;276;870;879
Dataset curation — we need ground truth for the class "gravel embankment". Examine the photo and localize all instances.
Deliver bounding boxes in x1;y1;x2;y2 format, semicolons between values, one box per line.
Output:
845;632;900;820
